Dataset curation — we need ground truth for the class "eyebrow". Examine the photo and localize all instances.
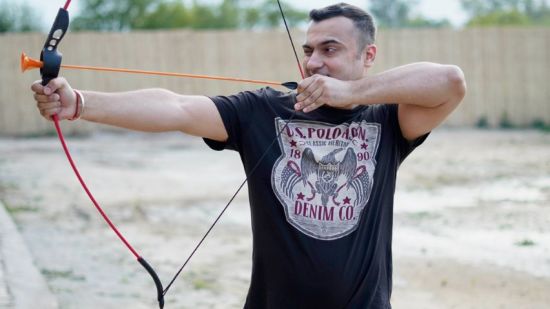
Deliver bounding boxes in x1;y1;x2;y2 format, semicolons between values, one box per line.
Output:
302;39;343;49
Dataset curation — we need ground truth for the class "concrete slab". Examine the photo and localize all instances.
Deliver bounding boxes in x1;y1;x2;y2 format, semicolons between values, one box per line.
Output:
0;201;58;309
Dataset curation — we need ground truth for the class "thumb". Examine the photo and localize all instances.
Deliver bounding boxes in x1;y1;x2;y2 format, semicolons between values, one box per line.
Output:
44;77;70;95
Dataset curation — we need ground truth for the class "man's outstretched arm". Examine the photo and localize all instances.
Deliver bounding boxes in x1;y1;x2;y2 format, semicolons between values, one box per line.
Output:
31;77;228;142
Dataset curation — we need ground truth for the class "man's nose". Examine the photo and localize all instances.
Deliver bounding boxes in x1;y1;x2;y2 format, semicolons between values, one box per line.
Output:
305;52;323;73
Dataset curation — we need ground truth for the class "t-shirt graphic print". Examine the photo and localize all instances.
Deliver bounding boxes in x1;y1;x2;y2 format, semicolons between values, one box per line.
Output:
272;118;381;240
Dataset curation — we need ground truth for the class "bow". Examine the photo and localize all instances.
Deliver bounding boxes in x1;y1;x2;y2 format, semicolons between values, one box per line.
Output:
30;1;165;308
23;0;303;307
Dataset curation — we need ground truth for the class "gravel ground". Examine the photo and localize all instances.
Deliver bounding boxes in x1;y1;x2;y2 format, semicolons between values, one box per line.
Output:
0;128;549;309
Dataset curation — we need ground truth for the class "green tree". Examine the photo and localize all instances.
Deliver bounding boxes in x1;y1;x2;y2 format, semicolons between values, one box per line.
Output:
72;0;162;31
139;2;191;29
0;1;41;32
244;7;262;28
216;0;241;29
247;0;307;29
369;0;416;28
187;1;221;29
407;17;451;28
368;0;450;28
187;0;241;29
461;0;550;26
71;0;307;31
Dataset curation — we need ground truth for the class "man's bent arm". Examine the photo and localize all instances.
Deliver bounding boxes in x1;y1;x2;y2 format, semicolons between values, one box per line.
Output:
350;63;467;140
296;62;467;141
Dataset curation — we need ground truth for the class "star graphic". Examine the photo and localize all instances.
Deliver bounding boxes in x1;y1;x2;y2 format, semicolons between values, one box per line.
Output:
297;192;305;200
290;140;297;147
361;143;368;150
343;196;351;204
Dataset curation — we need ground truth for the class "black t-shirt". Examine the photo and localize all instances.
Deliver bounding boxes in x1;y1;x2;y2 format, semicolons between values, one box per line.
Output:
204;87;427;309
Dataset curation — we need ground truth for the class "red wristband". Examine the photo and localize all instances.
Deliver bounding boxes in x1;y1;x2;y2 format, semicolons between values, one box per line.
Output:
68;90;84;121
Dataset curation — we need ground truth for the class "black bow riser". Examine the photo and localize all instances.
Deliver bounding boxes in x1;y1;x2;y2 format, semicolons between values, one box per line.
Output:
40;8;69;86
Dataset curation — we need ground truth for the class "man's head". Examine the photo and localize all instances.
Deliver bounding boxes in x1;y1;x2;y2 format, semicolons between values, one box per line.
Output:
309;3;376;51
303;3;377;80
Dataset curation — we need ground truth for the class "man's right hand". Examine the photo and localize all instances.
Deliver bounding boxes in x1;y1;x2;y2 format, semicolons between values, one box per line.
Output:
31;77;77;121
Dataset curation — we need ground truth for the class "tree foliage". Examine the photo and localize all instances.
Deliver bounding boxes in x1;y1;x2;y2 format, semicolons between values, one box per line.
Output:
72;0;162;31
461;0;550;26
0;1;41;32
368;0;450;28
71;0;307;31
138;1;191;29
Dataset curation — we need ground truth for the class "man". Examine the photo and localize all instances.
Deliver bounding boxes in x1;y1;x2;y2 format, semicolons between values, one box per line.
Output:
31;3;466;308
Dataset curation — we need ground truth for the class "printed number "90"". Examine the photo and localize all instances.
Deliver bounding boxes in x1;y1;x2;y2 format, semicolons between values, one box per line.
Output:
357;152;370;161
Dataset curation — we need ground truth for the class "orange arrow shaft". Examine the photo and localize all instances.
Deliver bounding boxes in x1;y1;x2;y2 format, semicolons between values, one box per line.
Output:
22;52;294;88
60;63;283;87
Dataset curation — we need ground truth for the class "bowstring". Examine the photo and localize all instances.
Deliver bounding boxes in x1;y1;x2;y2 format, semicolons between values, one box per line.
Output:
162;0;305;296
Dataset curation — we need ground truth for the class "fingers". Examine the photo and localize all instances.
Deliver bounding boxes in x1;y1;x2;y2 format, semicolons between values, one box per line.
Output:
31;77;72;120
295;75;325;113
34;92;60;103
34;92;62;119
296;86;324;113
30;77;67;95
30;80;44;94
43;77;67;95
37;101;62;119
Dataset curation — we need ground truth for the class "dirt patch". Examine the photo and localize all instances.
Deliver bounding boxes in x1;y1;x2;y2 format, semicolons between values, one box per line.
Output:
1;128;549;308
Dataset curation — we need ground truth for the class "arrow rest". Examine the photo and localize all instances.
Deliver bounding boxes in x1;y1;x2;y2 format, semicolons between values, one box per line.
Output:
282;81;298;90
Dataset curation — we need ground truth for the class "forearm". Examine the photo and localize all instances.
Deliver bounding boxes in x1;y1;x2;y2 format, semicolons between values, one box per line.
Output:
80;88;192;132
350;62;466;108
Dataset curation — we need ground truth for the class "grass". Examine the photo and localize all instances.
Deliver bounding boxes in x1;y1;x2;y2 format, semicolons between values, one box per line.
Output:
530;119;550;132
192;278;215;290
186;270;218;291
408;211;441;221
17;129;91;139
41;269;86;281
4;203;39;214
515;239;536;247
475;116;550;132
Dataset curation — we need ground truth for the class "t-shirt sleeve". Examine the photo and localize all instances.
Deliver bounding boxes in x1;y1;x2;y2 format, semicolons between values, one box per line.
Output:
203;90;261;152
386;104;429;162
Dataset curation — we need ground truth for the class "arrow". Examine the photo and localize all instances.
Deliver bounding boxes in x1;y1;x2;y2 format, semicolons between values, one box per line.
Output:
21;52;298;90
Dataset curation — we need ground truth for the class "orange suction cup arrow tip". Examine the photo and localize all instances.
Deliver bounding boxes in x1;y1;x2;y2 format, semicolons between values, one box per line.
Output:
21;52;43;72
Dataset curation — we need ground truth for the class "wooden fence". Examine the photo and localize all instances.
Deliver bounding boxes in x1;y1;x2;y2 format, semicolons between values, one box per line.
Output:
1;28;549;136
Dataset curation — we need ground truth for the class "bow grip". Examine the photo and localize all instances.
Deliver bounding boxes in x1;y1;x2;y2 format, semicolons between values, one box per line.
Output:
40;8;69;86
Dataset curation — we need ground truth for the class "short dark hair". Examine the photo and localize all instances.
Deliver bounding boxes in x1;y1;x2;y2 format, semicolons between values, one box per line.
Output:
309;3;376;49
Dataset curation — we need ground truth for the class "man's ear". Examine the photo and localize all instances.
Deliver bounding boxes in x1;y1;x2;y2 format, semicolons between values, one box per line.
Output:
363;44;377;69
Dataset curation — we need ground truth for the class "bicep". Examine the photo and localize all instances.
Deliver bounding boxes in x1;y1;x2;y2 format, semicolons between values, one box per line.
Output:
176;95;228;142
398;101;458;141
398;82;466;141
397;64;466;141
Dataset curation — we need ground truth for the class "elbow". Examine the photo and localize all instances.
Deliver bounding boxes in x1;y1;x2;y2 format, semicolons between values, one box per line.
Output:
446;65;467;102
